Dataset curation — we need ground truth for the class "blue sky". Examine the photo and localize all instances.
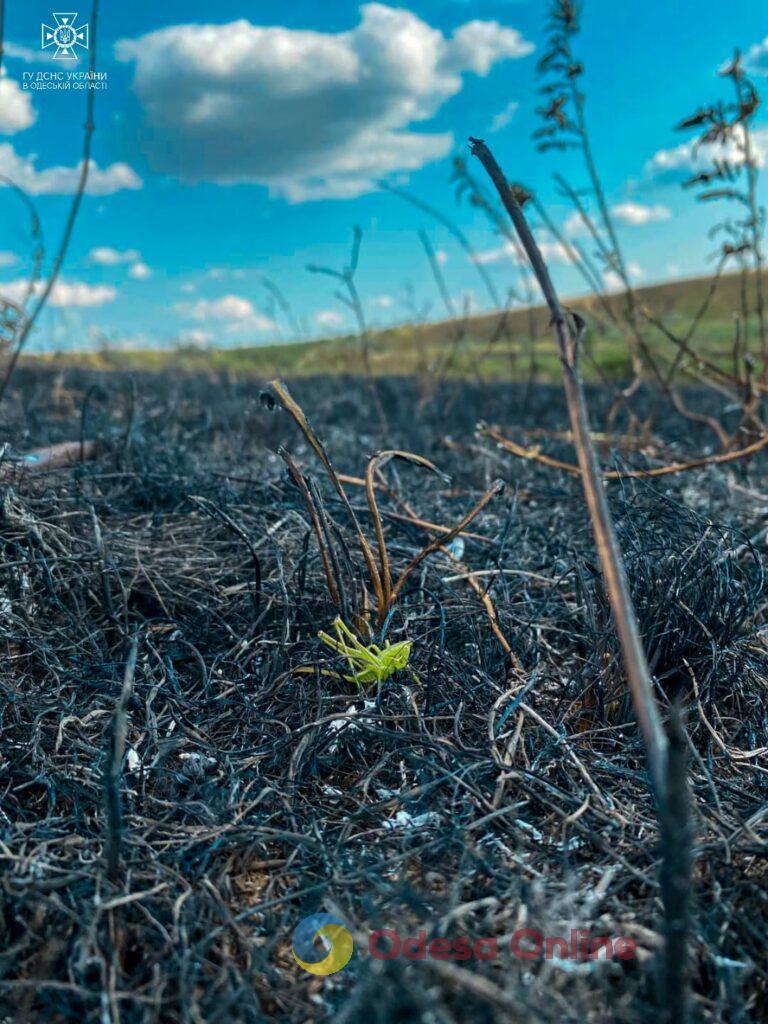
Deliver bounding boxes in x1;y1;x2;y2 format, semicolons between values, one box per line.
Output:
1;0;767;351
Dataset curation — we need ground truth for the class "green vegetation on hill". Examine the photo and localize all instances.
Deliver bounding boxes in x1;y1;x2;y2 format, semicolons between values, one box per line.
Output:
27;270;766;381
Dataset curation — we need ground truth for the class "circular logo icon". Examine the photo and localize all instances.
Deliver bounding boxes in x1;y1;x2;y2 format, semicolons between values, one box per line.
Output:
292;914;354;975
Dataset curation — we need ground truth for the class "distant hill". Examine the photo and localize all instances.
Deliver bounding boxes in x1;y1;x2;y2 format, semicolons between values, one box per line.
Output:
27;269;768;381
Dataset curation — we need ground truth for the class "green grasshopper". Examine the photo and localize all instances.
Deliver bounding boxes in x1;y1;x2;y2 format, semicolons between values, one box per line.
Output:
318;617;416;687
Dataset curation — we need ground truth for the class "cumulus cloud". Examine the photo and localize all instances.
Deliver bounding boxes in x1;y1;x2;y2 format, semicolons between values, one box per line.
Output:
611;202;671;226
0;75;36;134
46;280;118;307
315;309;346;329
89;246;141;265
475;237;570;265
0;251;18;267
603;261;644;291
563;212;587;237
3;42;39;63
0;145;143;195
115;4;533;201
645;129;768;183
177;328;212;346
565;203;670;235
745;37;768;75
0;277;117;307
176;294;275;333
443;20;532;74
129;261;152;280
370;294;394;309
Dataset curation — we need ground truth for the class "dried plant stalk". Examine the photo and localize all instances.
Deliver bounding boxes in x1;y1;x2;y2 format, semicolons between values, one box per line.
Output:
469;136;669;802
480;424;768;479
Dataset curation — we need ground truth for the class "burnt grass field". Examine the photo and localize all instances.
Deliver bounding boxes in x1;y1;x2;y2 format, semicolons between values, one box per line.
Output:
0;365;766;1023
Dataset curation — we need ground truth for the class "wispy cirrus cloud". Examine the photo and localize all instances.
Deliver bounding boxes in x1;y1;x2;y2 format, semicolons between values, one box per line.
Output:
489;100;519;133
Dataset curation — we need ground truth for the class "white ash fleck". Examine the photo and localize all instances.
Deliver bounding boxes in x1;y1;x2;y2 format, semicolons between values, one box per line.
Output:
384;810;442;832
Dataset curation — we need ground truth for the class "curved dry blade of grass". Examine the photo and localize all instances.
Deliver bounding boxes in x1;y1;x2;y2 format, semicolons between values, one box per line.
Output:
279;448;341;609
365;450;451;615
269;378;384;616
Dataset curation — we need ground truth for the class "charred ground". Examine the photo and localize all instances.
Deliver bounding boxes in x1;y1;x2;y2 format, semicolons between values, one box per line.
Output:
0;368;766;1023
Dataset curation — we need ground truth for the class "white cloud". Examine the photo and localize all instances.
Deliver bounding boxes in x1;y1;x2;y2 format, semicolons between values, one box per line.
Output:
115;4;533;201
0;75;36;134
3;42;39;63
371;294;394;309
129;261;152;280
179;282;197;294
207;267;246;280
48;280;118;307
0;277;117;307
610;202;671;226
186;295;254;321
176;293;275;333
435;248;448;265
3;42;63;65
315;309;346;329
89;246;141;265
0;251;18;267
0;145;143;195
443;21;532;74
177;328;212;346
565;203;670;236
745;37;768;75
564;212;587;237
603;261;644;291
490;99;519;133
475;236;570;265
473;243;513;265
645;129;768;183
